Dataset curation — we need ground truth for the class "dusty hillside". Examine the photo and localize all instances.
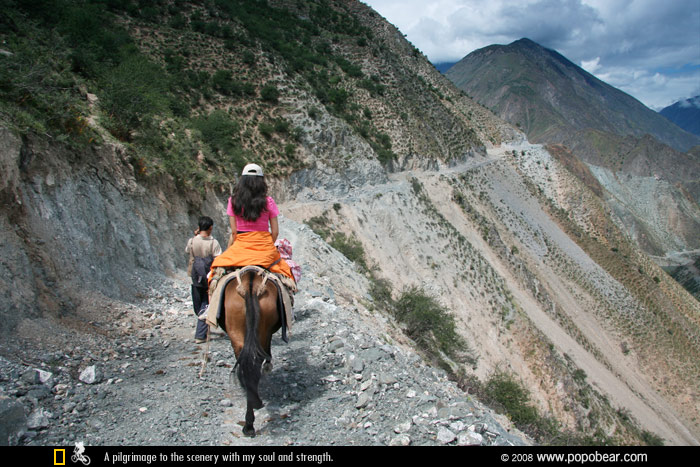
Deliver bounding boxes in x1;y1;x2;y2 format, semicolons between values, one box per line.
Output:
282;139;700;445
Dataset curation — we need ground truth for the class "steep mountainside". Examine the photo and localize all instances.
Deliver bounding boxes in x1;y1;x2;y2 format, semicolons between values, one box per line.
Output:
660;96;700;137
445;38;700;157
445;38;700;286
1;0;699;446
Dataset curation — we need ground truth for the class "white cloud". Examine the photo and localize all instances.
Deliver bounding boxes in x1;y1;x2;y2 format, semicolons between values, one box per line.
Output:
581;57;601;74
679;96;700;108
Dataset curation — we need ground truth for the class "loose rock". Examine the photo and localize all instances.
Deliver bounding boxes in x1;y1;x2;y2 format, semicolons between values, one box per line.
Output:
79;366;103;385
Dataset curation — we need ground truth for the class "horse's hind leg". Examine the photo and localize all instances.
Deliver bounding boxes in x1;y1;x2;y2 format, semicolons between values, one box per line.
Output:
240;365;263;437
243;400;256;437
260;326;277;375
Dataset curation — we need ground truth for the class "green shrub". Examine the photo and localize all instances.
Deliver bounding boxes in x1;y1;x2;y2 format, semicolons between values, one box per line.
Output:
307;213;332;240
260;84;280;103
327;87;349;112
258;121;274;139
330;232;368;271
368;276;394;310
242;50;256;66
211;70;254;97
334;56;363;78
58;4;132;77
410;177;423;195
308;107;320;120
376;148;396;166
192;110;240;153
480;369;562;442
641;430;664;446
98;53;171;138
394;286;464;358
358;77;385;96
0;29;88;141
273;118;290;134
212;70;235;95
484;370;540;426
169;13;187;29
375;131;391;149
284;143;296;158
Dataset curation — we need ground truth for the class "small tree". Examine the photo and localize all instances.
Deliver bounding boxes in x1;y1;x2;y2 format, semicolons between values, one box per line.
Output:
260;84;280;103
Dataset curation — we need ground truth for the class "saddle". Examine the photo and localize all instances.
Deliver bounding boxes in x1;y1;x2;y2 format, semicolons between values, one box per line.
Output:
206;266;296;342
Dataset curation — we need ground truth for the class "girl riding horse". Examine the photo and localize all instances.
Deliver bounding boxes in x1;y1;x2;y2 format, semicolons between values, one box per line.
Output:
209;163;295;437
211;163;294;281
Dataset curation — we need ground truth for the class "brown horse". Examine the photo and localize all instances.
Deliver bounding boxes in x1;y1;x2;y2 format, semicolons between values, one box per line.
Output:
223;268;280;437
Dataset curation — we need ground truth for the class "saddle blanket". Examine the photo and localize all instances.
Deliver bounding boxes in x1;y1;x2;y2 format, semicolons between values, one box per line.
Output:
206;266;296;342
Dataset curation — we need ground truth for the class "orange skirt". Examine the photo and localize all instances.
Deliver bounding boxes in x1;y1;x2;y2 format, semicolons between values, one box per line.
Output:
211;231;294;281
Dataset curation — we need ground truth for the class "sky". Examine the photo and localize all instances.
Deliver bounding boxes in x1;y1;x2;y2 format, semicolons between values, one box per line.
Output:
362;0;700;110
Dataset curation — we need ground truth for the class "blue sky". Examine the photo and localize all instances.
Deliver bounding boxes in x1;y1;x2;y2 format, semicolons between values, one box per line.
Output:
363;0;700;110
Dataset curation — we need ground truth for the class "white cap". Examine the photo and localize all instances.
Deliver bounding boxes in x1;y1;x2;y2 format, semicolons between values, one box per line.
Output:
241;163;264;176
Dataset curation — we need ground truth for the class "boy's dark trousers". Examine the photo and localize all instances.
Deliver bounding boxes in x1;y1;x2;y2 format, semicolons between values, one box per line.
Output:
191;285;209;340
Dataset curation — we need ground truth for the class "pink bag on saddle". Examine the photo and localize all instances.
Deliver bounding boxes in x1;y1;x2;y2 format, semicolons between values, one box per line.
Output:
275;238;301;283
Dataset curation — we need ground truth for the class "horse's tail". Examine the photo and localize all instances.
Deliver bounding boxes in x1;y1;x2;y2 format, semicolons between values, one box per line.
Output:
237;270;269;410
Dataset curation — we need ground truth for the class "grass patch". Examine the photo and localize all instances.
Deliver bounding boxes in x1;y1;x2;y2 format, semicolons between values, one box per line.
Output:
306;211;368;271
461;367;665;446
329;232;368;271
394;286;465;360
482;369;548;432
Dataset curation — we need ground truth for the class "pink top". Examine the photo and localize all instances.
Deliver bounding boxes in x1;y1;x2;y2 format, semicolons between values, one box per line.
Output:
227;196;279;232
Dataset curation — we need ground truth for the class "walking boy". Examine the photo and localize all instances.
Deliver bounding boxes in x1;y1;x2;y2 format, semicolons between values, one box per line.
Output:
185;216;222;343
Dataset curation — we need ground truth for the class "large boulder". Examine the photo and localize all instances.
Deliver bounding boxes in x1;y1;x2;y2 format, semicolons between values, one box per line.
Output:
0;396;27;446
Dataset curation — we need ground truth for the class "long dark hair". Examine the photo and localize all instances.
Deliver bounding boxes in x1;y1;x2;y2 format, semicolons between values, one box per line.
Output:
233;175;268;221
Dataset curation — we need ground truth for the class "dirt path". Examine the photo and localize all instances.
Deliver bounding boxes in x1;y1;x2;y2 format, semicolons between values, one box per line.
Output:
2;218;530;447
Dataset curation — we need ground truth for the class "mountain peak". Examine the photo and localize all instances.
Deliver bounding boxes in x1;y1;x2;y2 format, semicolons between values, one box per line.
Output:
510;37;541;48
446;39;700;154
660;96;700;136
478;37;558;56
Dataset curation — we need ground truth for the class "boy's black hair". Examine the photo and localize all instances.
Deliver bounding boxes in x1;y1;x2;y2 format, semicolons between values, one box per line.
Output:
198;216;214;231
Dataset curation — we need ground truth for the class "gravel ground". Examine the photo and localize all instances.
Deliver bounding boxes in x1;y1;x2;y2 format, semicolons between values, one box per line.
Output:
1;263;529;447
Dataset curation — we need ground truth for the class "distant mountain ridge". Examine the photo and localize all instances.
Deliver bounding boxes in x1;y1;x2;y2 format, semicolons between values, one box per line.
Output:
433;61;457;74
445;38;700;163
660;96;700;137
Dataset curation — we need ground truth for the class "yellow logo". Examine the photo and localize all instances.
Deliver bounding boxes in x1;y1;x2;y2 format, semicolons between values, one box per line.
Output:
54;449;66;465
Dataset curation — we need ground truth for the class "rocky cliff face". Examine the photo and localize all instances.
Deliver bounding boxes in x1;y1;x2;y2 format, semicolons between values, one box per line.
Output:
0;128;229;335
1;0;699;447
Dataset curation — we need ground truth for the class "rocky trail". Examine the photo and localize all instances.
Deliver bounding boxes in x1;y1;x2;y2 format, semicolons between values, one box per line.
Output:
0;216;530;447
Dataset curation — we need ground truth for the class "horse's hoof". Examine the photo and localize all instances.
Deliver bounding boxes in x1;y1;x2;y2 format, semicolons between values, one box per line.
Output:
262;361;273;374
242;426;256;438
